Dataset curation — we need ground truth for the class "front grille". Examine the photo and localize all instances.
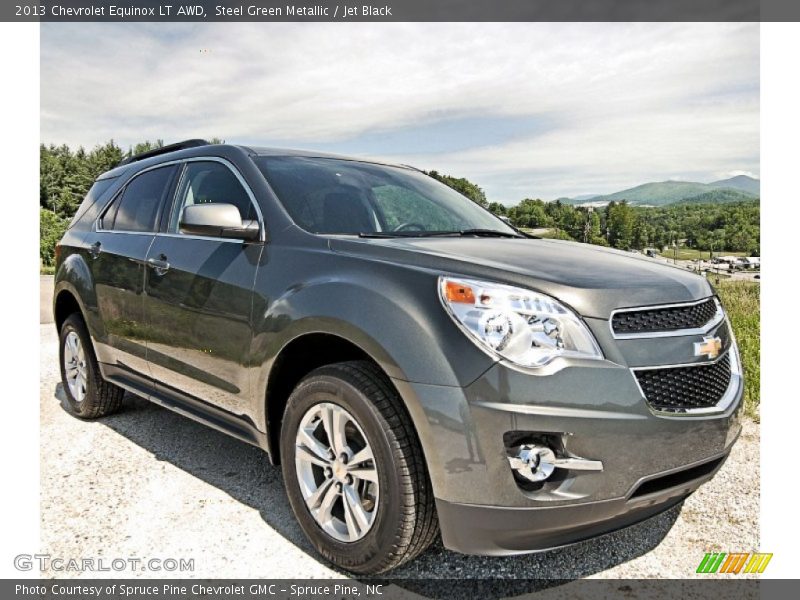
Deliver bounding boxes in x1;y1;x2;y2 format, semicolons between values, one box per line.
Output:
634;354;732;412
612;297;718;335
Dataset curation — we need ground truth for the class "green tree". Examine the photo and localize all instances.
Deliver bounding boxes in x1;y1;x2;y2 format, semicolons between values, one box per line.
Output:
426;170;488;207
487;202;507;216
128;139;165;158
586;210;608;246
87;140;124;178
508;198;552;228
605;201;636;249
40;208;69;267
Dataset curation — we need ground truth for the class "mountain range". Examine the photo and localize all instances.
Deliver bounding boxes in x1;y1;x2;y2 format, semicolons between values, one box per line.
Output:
558;175;759;207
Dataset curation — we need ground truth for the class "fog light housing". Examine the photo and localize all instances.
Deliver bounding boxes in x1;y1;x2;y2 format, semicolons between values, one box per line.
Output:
507;444;558;482
507;443;604;483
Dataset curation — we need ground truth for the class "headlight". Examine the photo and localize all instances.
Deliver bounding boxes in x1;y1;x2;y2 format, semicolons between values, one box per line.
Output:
438;277;603;368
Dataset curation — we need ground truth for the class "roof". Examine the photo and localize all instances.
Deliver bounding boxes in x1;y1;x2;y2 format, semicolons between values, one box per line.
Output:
240;145;414;170
116;138;210;166
96;140;418;183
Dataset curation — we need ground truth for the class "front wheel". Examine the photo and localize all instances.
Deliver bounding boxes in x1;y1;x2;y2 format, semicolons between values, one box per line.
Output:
280;361;438;574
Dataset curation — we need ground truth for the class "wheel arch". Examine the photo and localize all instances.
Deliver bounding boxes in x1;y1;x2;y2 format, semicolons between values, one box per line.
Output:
251;273;473;481
54;287;83;332
263;329;429;467
264;330;388;462
53;252;98;333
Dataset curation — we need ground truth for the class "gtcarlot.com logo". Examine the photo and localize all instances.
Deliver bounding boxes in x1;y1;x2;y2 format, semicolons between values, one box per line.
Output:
14;554;195;573
696;552;772;574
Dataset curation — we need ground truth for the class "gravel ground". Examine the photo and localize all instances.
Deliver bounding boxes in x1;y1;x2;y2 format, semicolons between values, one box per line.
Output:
40;320;759;587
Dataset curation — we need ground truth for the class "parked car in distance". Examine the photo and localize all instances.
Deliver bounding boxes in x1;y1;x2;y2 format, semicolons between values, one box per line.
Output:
737;257;760;270
53;140;744;573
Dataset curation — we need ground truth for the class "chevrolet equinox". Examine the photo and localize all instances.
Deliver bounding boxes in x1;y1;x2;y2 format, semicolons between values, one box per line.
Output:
53;140;743;573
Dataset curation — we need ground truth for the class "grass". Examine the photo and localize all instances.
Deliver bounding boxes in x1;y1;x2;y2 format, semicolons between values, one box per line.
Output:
658;247;748;261
40;265;56;275
705;271;732;281
716;279;760;421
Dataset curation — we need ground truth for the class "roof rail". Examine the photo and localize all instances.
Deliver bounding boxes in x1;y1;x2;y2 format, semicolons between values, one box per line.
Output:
117;139;210;167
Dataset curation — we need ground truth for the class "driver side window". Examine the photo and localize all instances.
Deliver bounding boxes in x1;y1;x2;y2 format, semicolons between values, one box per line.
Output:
170;161;258;233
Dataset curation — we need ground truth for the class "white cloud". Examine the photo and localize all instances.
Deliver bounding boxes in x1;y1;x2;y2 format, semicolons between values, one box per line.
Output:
41;22;759;202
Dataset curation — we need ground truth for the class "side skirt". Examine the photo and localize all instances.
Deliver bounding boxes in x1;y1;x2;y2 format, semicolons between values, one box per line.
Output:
100;362;271;456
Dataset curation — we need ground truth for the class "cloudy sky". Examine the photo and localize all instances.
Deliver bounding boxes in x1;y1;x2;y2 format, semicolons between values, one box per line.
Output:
41;23;759;203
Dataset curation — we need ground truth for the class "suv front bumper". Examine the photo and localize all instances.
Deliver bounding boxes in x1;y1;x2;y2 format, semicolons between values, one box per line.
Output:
392;352;743;555
435;443;734;555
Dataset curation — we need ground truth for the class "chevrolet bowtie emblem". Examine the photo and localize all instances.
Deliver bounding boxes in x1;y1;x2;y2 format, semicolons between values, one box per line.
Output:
694;336;723;360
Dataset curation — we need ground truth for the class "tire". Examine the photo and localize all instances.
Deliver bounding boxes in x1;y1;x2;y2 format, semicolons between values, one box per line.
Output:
58;313;124;419
280;360;438;574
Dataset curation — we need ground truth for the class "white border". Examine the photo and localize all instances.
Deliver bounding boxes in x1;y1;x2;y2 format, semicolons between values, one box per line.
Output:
0;18;795;581
761;22;800;578
0;23;41;578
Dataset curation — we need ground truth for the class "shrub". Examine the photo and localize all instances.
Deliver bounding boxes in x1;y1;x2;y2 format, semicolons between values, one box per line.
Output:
40;208;69;268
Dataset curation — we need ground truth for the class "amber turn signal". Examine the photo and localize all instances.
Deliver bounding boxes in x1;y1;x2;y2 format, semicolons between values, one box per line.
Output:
444;280;475;304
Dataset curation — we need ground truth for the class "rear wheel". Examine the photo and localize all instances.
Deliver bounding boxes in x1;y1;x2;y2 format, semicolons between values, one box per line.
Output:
58;313;124;419
280;361;438;574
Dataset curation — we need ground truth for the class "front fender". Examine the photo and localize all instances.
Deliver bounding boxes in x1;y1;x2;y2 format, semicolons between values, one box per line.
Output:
249;252;497;423
252;270;494;384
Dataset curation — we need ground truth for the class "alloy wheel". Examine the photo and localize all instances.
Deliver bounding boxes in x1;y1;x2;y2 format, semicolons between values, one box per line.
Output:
63;331;87;403
294;402;379;542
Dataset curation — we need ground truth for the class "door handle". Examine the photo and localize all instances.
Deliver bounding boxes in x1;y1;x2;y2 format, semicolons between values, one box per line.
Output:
88;241;101;259
147;255;170;275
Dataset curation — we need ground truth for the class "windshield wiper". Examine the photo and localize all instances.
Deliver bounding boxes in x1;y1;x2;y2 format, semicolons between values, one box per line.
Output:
456;229;525;238
358;231;460;238
357;232;444;238
359;229;525;239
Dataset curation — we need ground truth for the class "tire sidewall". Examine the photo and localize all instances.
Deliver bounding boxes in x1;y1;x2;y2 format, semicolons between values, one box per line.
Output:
58;315;97;418
280;374;405;573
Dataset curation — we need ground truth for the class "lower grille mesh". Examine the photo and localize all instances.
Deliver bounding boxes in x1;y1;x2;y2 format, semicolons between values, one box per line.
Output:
634;354;732;412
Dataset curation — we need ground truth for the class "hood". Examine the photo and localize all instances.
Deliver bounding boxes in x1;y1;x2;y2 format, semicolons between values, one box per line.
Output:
328;237;712;319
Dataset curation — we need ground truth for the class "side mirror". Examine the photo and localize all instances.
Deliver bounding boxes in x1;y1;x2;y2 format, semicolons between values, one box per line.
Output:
179;203;260;241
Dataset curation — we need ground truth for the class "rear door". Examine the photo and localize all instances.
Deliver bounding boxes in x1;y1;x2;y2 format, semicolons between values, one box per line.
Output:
87;164;178;390
142;158;264;417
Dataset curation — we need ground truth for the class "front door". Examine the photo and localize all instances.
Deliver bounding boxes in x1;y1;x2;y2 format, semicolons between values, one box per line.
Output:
143;159;264;417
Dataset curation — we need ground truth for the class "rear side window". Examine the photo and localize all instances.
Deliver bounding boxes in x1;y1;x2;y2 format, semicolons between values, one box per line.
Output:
168;161;257;232
102;166;175;233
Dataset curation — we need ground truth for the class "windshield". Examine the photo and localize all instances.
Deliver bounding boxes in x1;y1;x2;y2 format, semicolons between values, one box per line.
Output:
253;156;518;237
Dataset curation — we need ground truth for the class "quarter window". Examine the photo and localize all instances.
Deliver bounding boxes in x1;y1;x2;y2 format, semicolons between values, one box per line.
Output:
70;178;116;227
170;161;258;233
99;195;120;230
103;166;175;232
